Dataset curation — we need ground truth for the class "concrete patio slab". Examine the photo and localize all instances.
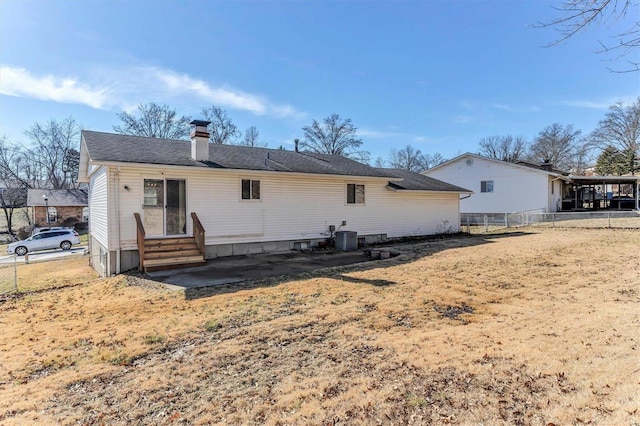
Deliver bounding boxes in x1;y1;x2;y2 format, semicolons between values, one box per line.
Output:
146;250;372;289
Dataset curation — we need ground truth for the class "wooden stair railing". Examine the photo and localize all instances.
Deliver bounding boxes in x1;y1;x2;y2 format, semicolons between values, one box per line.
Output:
191;212;205;257
134;213;146;271
134;212;206;273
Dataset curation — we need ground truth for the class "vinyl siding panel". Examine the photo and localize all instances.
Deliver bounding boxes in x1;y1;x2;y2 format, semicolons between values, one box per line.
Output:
88;166;109;247
112;166;461;251
376;192;460;236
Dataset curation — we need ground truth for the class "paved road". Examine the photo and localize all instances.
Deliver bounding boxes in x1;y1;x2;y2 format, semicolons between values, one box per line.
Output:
0;246;88;265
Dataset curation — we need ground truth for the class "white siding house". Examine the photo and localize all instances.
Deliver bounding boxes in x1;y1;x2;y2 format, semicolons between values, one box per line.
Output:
79;124;471;276
423;153;569;214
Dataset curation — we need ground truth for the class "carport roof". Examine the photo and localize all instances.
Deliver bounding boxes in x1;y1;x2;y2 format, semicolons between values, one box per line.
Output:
567;175;640;185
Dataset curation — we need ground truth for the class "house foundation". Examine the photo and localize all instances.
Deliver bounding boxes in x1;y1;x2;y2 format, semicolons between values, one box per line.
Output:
94;233;390;277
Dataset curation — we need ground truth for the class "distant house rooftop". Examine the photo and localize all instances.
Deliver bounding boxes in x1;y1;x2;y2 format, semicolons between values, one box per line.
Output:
27;189;88;207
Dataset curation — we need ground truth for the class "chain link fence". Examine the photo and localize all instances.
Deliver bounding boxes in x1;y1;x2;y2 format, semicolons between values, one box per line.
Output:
0;261;17;294
462;211;640;233
0;253;104;295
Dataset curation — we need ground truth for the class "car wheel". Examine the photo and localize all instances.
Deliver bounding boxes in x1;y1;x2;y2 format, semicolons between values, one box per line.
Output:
60;241;72;250
15;246;28;256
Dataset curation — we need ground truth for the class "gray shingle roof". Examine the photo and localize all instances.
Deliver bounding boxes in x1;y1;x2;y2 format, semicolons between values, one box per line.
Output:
82;130;391;178
81;131;471;193
375;168;472;192
27;189;88;206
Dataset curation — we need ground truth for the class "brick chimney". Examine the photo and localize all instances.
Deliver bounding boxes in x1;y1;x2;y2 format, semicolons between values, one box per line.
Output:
540;158;553;171
190;120;210;161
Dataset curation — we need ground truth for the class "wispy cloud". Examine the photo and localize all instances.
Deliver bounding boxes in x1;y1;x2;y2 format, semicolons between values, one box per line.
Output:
0;65;303;118
358;128;435;147
452;115;475;124
492;103;513;111
562;96;636;110
357;128;405;139
0;66;111;109
150;67;303;118
491;103;541;113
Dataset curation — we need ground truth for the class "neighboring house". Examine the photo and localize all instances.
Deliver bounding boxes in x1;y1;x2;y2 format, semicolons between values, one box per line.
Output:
423;153;640;214
423;153;571;214
78;121;471;276
27;189;89;229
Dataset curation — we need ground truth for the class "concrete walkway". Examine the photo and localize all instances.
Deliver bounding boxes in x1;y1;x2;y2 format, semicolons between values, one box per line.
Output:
147;250;372;289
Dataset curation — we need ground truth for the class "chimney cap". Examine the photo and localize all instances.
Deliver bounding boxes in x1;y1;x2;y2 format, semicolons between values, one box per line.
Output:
190;119;211;127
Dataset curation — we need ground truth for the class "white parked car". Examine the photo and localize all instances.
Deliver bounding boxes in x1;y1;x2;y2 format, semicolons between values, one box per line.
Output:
7;229;81;256
30;226;66;236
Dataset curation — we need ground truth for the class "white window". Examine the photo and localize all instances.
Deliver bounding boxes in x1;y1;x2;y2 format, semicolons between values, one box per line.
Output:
241;179;260;200
480;180;494;193
47;207;58;222
347;184;365;204
82;207;89;221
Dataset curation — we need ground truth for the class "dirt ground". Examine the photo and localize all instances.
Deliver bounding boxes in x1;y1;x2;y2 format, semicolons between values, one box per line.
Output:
0;228;638;425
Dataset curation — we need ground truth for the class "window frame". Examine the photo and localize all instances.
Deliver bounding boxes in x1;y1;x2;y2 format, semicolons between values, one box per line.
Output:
241;179;261;201
47;206;58;222
346;183;365;205
480;180;494;193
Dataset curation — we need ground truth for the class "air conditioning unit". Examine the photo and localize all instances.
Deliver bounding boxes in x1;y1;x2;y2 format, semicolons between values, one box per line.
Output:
335;231;358;251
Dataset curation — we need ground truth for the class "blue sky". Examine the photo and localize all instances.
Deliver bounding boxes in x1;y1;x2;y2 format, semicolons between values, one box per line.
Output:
0;0;637;163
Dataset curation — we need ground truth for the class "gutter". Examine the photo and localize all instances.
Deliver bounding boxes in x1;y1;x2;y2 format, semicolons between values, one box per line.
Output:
114;166;121;275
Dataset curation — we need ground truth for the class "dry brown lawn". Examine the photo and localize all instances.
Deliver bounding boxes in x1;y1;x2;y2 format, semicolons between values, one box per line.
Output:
0;228;638;425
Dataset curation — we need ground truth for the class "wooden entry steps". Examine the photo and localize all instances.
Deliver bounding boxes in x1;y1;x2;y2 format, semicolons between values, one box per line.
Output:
143;237;206;272
135;212;207;273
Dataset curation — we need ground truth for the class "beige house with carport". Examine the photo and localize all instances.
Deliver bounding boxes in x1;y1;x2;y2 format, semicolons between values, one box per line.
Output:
78;121;471;277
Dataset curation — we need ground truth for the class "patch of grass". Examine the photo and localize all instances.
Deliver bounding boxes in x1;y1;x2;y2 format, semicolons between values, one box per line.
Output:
12;256;99;293
203;319;221;332
406;393;428;407
105;352;134;366
142;333;166;345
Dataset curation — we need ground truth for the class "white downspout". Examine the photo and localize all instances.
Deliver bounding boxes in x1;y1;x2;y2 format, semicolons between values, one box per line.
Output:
115;167;121;274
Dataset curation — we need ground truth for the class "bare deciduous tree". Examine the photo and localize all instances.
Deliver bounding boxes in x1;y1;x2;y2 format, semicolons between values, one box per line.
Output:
537;0;639;72
24;117;81;189
374;157;386;168
239;126;266;147
389;145;428;172
0;187;27;236
589;97;640;174
1;119;81;190
528;123;583;171
478;135;528;162
424;152;447;169
202;106;240;145
301;113;370;163
571;144;592;175
114;102;191;139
